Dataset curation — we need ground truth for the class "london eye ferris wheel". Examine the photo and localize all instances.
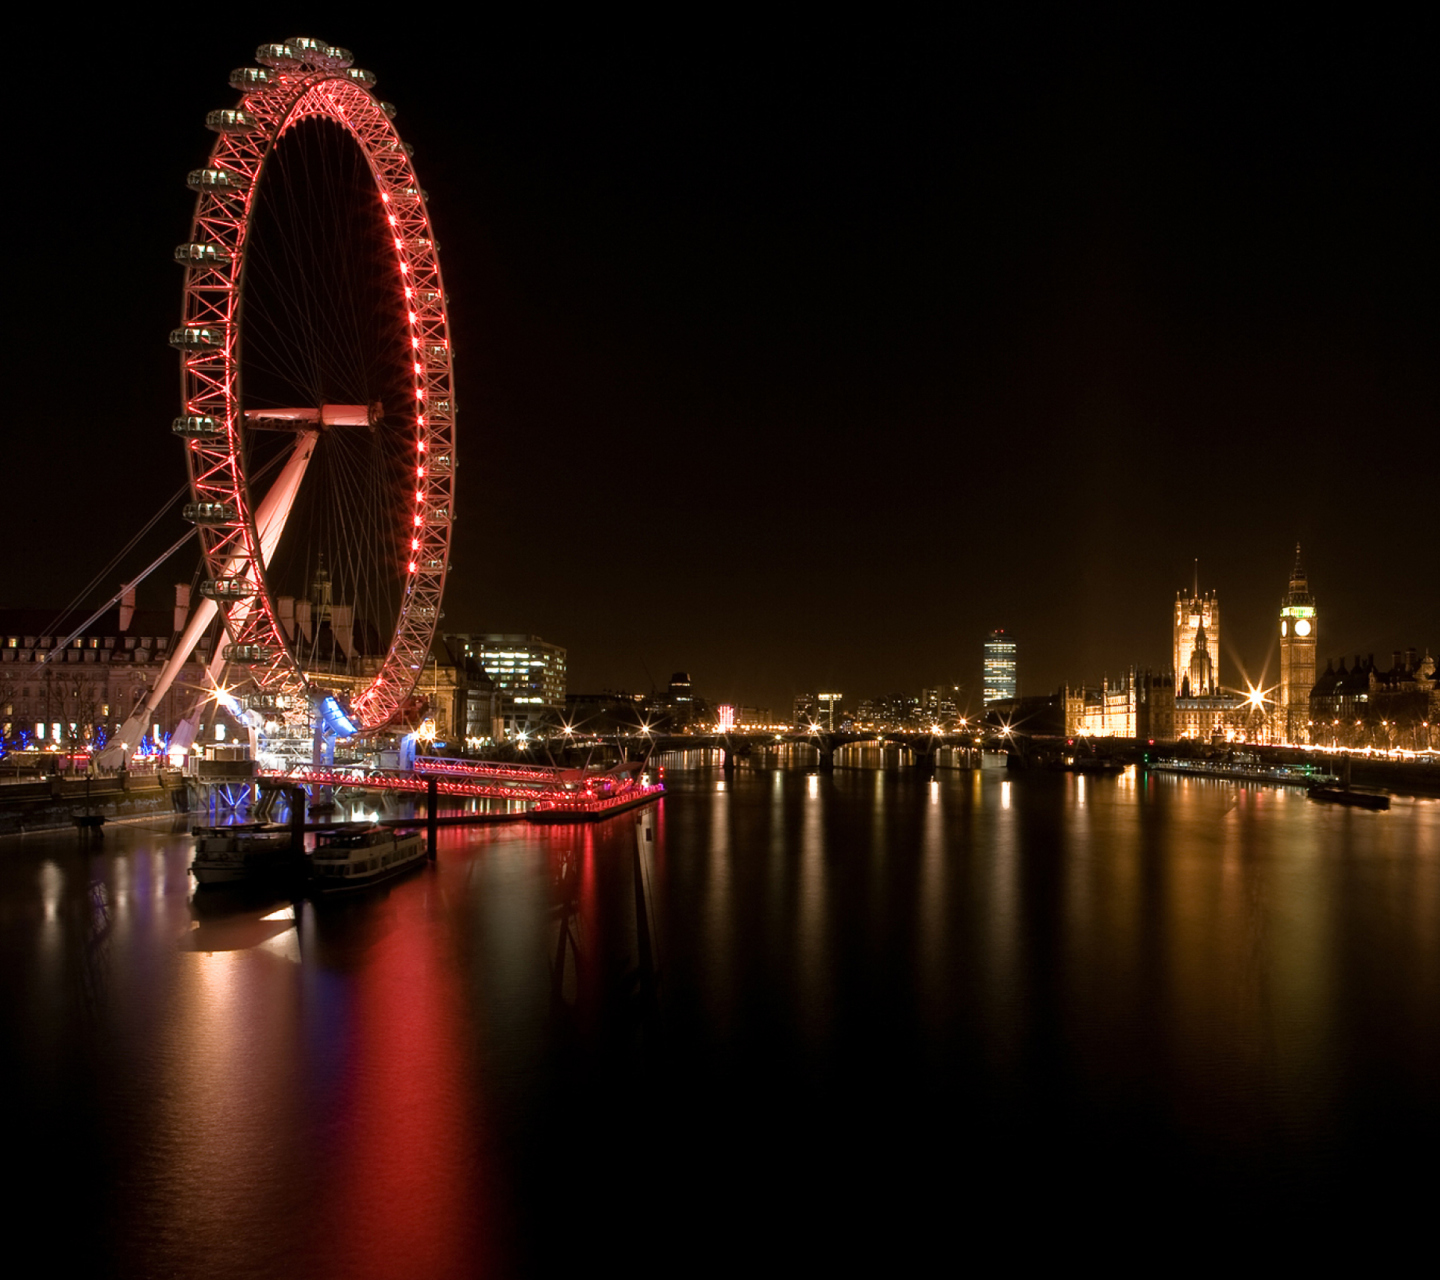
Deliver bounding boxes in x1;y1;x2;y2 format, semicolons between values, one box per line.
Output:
167;36;456;742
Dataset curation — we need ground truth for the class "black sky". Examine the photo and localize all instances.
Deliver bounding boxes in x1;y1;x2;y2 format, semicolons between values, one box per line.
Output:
7;13;1436;713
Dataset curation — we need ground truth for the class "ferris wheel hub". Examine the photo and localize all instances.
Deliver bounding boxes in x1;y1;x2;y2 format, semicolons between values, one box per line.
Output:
243;403;384;429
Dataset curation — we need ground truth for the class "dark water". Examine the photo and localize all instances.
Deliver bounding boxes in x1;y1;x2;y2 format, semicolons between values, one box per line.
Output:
7;758;1440;1273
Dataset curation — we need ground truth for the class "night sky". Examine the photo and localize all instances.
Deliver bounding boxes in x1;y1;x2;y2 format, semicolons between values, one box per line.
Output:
9;14;1437;714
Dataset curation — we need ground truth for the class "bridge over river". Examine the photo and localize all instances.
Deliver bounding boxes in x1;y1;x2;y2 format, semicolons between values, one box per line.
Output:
646;728;988;773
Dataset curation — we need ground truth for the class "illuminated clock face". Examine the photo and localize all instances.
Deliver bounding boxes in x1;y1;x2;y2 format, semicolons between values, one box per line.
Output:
1295;618;1312;637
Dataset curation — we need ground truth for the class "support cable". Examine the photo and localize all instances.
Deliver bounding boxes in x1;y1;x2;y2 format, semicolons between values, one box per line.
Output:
42;479;191;641
36;527;199;672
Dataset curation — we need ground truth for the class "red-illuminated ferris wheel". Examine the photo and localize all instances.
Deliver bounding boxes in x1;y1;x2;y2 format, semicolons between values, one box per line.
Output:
171;36;455;733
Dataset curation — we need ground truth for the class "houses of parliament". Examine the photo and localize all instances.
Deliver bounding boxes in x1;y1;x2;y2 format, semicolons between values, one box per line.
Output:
1064;547;1438;748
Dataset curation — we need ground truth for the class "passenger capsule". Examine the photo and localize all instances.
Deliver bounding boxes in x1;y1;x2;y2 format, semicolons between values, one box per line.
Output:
244;692;284;712
285;36;326;62
186;167;248;195
200;578;255;601
184;501;237;524
205;109;257;134
169;326;225;351
255;42;300;69
174;242;231;267
172;415;222;438
224;644;277;664
433;398;453;414
323;45;354;68
426;343;449;360
430;451;453;472
345;67;377;88
380;101;397;119
229;66;273;91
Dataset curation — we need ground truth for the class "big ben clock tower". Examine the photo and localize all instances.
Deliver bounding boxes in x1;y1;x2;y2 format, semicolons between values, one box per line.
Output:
1278;544;1317;744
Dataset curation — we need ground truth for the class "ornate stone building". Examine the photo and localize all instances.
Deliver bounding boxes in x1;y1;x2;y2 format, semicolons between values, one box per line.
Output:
1175;579;1220;695
1277;546;1318;743
1064;669;1178;740
1310;650;1437;750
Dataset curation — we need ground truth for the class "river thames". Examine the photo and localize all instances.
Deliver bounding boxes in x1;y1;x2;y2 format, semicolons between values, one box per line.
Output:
7;754;1439;1274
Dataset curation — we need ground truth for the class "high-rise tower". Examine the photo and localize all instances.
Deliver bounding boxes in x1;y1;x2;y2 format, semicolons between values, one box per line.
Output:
1175;565;1220;696
1278;544;1317;743
983;629;1017;704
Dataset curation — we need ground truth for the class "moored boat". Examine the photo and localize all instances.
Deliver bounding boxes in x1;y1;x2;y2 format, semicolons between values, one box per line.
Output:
1305;753;1390;810
190;824;303;886
1307;783;1391;810
1149;754;1337;787
309;824;427;892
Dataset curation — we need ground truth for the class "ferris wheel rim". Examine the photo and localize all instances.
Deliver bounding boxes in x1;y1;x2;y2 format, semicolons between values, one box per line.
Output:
175;41;456;733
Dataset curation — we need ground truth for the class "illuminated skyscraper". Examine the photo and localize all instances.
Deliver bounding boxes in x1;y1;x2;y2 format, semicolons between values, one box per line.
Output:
1278;545;1317;744
983;630;1017;704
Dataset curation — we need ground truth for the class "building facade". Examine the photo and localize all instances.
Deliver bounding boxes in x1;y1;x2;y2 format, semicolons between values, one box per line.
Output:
1064;672;1139;737
1063;669;1181;741
443;633;567;737
1;592;205;755
1311;649;1438;750
983;630;1017;704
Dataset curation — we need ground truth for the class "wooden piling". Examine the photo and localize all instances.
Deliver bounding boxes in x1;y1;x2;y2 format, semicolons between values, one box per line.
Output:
427;776;438;858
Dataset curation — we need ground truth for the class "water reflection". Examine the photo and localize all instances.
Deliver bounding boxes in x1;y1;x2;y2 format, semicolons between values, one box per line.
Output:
7;768;1440;1271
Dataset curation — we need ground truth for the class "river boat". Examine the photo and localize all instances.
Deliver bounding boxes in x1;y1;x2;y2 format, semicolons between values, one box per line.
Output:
1304;753;1390;810
309;824;427;893
1307;783;1390;810
190;823;302;886
1061;757;1127;775
1149;754;1337;788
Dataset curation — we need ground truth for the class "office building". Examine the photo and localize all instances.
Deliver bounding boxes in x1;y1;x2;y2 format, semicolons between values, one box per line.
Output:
983;630;1017;704
445;633;566;736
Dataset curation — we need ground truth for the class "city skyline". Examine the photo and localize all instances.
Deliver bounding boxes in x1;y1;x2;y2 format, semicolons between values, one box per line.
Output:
5;26;1439;1269
4;16;1436;719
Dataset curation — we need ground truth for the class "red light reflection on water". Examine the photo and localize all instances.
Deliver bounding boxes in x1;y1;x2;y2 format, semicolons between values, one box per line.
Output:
307;869;499;1276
